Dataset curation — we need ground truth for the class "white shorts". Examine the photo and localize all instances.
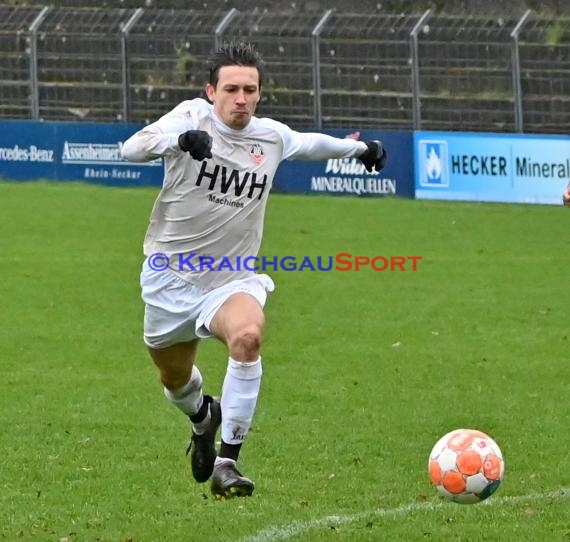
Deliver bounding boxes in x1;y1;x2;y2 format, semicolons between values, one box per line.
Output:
140;262;275;348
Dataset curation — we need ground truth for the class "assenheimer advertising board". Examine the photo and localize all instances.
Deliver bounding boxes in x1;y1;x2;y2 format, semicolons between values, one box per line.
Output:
0;121;414;198
415;131;570;205
0;120;162;186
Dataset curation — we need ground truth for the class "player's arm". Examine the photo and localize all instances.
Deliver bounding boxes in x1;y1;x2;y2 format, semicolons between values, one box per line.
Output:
275;124;387;172
121;103;212;163
121;112;186;163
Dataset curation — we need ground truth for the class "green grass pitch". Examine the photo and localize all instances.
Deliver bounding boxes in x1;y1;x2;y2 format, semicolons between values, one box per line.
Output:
0;180;568;541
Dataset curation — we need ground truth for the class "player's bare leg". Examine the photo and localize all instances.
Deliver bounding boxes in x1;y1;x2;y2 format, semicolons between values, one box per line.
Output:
148;340;221;483
209;293;265;498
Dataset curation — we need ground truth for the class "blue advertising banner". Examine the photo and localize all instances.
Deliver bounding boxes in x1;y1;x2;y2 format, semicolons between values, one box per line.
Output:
274;129;414;198
415;131;570;205
0;120;163;186
0;121;413;198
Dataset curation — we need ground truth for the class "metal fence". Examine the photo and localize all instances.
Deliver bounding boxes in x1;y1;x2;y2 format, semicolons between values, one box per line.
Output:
1;4;570;134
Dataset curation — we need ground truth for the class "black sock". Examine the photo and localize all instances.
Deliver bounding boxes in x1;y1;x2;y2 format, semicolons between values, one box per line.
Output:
219;440;242;462
189;395;211;424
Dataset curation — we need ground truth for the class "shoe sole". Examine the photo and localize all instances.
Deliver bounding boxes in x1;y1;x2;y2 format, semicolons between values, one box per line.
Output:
212;484;254;500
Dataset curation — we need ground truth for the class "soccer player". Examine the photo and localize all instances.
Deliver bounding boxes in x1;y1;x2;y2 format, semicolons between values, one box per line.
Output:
121;41;386;498
563;181;570;207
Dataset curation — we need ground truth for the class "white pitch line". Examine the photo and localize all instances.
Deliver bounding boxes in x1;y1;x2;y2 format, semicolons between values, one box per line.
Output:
241;487;570;542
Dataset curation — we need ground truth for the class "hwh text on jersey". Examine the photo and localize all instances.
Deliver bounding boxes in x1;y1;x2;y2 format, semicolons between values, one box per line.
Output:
195;161;268;199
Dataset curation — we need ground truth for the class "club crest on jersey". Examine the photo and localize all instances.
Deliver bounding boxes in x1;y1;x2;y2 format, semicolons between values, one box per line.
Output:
250;143;264;164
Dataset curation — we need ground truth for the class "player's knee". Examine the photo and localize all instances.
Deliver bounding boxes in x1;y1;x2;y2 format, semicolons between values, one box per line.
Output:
229;325;262;361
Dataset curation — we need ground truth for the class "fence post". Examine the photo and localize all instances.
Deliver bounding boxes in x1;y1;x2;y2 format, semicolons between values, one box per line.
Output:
410;9;431;131
214;8;240;50
28;6;50;120
311;9;334;130
511;9;532;133
121;7;143;122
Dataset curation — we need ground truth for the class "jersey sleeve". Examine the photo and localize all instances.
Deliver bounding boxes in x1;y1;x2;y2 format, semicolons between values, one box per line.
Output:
263;119;368;161
121;100;201;162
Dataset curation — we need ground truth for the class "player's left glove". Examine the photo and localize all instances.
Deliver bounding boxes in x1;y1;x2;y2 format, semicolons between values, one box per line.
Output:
358;140;387;172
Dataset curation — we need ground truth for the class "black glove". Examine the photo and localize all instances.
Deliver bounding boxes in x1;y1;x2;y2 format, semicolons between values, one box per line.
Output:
178;130;213;161
358;140;387;172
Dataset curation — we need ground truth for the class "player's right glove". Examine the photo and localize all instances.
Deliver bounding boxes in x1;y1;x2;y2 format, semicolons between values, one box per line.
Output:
358;140;387;172
178;130;213;161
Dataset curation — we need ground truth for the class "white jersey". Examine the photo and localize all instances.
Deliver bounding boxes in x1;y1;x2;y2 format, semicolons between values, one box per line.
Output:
121;98;367;289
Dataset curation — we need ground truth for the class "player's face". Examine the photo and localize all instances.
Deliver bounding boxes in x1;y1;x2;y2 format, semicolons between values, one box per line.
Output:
206;65;261;130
